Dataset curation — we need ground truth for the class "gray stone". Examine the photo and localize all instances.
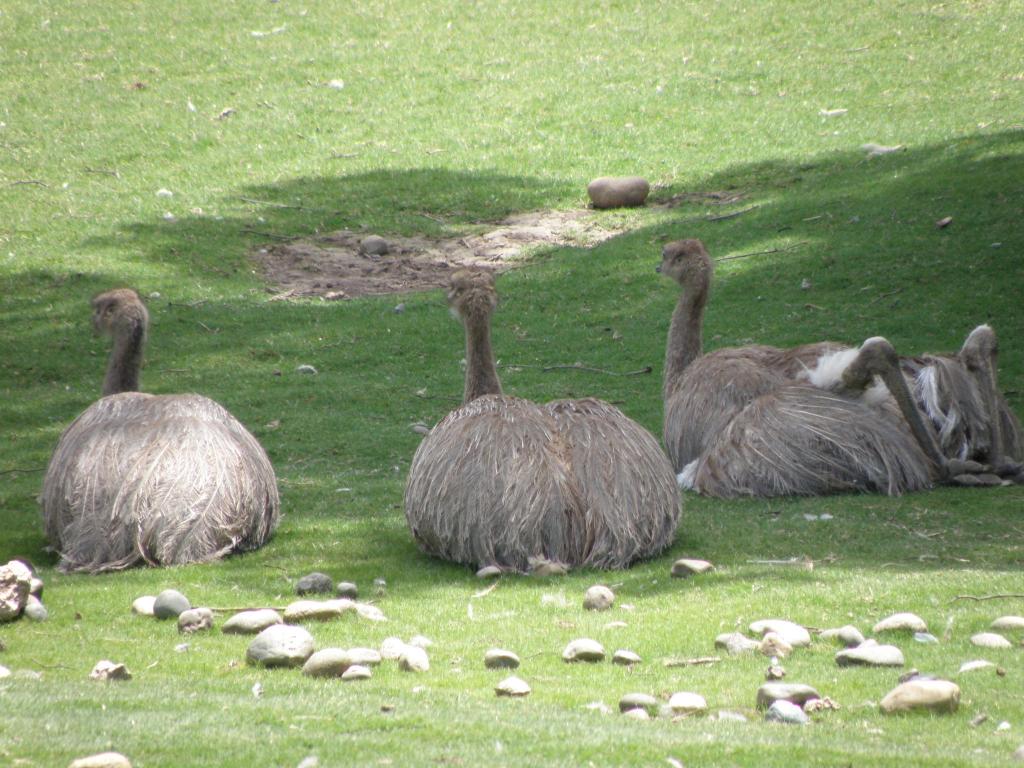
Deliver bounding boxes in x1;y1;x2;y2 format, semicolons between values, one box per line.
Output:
381;637;407;660
880;679;960;714
246;624;315;668
90;660;132;681
619;692;659;714
562;638;605;663
152;589;190;619
476;565;503;579
836;644;905;667
342;664;372;681
302;648;352;677
283;598;354;622
355;602;387;622
971;632;1012;649
68;753;133;768
873;612;927;634
484;649;520;669
992;616;1024;632
959;660;995;674
586;176;651;209
23;596;48;621
495;675;531;697
612;649;641;666
583;585;615;611
131;596;156;616
398;646;430;672
671;558;714;577
177;607;213;634
296;572;334;596
0;562;30;621
756;683;821;710
820;625;865;648
346;647;382;667
765;663;786;680
765;700;809;725
715;632;759;655
335;581;359;599
221;609;283;635
360;235;390;255
623;707;651;720
749;619;811;648
759;632;793;658
668;691;707;716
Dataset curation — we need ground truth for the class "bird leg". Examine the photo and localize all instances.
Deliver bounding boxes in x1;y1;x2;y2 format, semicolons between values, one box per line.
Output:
958;325;1022;477
839;337;953;479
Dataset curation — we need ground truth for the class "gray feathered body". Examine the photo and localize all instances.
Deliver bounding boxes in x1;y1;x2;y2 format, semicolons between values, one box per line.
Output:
41;392;280;573
404;395;680;570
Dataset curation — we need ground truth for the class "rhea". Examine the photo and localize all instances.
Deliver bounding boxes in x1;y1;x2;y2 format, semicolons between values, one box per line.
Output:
404;269;680;571
41;288;280;572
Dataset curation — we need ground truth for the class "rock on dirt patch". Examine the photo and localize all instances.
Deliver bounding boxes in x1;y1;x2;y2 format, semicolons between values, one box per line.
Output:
255;209;622;300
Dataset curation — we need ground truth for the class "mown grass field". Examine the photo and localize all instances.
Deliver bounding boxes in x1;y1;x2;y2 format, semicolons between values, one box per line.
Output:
1;1;1023;766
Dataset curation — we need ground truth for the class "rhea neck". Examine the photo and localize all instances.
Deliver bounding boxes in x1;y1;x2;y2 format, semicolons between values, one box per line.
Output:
462;307;503;404
102;315;147;396
664;268;710;397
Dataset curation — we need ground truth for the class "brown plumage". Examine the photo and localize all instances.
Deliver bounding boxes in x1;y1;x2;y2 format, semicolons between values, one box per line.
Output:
40;289;280;573
656;239;1010;497
404;269;680;571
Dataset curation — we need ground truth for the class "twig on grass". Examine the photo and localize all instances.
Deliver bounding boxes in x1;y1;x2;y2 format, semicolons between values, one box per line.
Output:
498;362;652;377
9;179;48;187
242;228;301;241
0;467;45;475
84;167;120;178
868;288;903;305
706;205;760;222
951;594;1024;603
716;242;809;262
663;656;721;668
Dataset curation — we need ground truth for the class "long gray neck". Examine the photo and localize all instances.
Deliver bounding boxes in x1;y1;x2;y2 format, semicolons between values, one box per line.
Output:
463;312;502;403
664;273;709;397
102;318;146;395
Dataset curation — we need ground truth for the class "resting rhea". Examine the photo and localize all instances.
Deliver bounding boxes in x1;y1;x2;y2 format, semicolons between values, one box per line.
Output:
41;288;280;572
659;239;1022;497
404;269;680;571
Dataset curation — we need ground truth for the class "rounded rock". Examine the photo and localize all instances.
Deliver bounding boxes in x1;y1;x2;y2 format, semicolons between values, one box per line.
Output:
873;612;927;634
246;624;315;668
959;660;996;674
130;596;156;617
90;660;132;681
756;683;821;710
221;609;283;635
335;581;359;599
765;700;809;725
495;675;531;697
295;572;334;596
283;598;354;622
836;644;905;667
347;647;383;667
177;607;213;634
623;707;651;720
562;638;605;663
152;589;191;620
23;595;48;622
29;577;44;599
971;632;1012;649
668;691;707;716
484;649;520;670
302;648;352;678
360;235;390;255
583;585;615;611
355;602;387;622
991;616;1024;632
68;752;133;768
381;637;407;660
342;664;372;681
760;632;793;658
880;679;960;714
671;558;714;577
619;692;659;714
476;565;503;579
749;619;811;648
398;646;430;672
820;625;865;648
612;649;641;666
586;176;650;209
715;632;759;655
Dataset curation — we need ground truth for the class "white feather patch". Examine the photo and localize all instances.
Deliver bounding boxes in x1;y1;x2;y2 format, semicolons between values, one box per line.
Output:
914;365;966;458
677;460;699;490
800;342;890;404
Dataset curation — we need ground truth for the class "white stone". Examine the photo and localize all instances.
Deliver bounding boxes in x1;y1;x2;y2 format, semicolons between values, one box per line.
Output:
495;675;531;697
69;753;133;768
749;619;811;648
302;648;352;678
715;632;759;655
759;632;793;658
355;602;387;622
971;632;1012;649
342;664;372;681
765;700;809;725
873;612;927;633
562;638;605;663
959;660;996;674
671;558;714;577
612;649;641;666
583;585;615;611
668;691;707;715
246;624;315;668
484;649;520;669
835;644;905;667
992;616;1024;632
381;637;407;660
221;609;283;635
346;647;382;666
283;599;354;622
880;680;960;714
408;635;433;649
90;660;132;681
130;596;156;616
398;646;429;672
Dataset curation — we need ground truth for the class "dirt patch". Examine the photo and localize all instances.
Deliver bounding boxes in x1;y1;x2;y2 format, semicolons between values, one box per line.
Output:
256;209;623;300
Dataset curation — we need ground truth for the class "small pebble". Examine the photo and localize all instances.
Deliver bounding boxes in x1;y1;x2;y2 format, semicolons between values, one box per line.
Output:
562;638;605;663
766;663;786;680
873;612;927;634
495;675;531;697
484;649;520;670
0;665;11;678
381;637;407;660
408;635;433;649
612;649;641;666
623;707;651;720
670;558;714;578
296;364;318;375
583;585;615;611
913;632;939;644
765;700;809;725
296;572;334;596
355;602;386;622
335;581;359;599
820;626;864;647
152;589;190;619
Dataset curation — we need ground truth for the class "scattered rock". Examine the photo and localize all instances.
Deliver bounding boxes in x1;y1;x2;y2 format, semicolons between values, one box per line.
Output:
221;609;283;635
23;595;48;621
623;707;651;720
131;596;156;616
335;581;358;599
619;693;659;714
68;752;133;768
715;632;759;655
381;637;407;660
668;691;708;716
873;612;927;634
152;589;191;620
562;638;605;663
959;660;996;674
972;632;1012;649
355;602;387;622
760;632;793;658
484;649;520;670
476;565;503;579
90;660;132;681
283;599;354;622
398;646;430;672
765;700;809;725
0;561;31;621
836;644;905;667
177;607;213;634
342;664;372;681
756;683;821;710
360;235;390;255
766;663;786;680
586;176;650;209
529;556;569;576
583;585;615;611
302;648;352;677
346;647;382;666
749;619;811;648
992;616;1024;632
820;625;864;647
408;635;433;649
880;679;960;714
804;697;840;713
246;624;315;668
913;632;939;644
670;558;714;577
495;675;531;697
612;649;641;666
296;572;334;596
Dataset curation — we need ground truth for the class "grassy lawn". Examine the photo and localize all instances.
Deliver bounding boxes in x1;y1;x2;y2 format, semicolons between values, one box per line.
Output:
2;1;1023;765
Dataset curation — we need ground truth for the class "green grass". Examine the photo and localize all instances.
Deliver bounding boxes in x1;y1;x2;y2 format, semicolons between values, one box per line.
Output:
2;1;1024;765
